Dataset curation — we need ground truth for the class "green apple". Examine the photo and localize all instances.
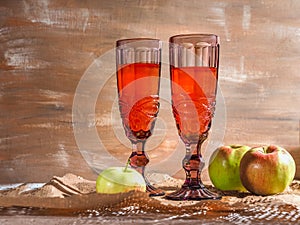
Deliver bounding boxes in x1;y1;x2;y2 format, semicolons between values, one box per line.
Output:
96;167;146;194
208;145;251;191
240;145;296;196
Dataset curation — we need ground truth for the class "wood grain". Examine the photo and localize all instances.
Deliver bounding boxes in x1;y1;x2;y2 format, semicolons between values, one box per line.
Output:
0;0;300;183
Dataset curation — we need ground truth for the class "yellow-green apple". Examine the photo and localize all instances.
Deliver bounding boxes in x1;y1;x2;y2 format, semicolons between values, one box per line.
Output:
96;167;146;194
240;145;296;195
208;145;251;191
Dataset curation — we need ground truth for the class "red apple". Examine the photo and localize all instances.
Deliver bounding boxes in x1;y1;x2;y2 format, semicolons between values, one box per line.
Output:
240;145;296;195
208;145;251;191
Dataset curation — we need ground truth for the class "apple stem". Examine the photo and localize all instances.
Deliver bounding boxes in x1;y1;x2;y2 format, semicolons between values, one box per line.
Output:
124;158;130;172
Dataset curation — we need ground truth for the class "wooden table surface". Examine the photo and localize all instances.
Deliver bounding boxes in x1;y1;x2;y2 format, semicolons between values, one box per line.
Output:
0;0;300;183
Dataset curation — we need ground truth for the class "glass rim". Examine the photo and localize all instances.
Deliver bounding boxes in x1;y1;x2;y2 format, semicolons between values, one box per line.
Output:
169;33;219;43
116;38;161;46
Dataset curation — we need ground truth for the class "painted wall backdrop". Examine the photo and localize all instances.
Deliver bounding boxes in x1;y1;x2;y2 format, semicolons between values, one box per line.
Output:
0;0;299;183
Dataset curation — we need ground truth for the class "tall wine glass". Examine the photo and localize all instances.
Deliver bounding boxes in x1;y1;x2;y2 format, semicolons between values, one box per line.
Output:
166;34;222;200
116;38;164;196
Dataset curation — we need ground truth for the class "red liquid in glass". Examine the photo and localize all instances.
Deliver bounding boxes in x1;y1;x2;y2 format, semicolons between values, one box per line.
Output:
117;63;160;142
171;66;218;144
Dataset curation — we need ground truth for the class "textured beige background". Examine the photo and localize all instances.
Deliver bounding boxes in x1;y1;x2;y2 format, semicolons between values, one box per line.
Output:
0;0;300;183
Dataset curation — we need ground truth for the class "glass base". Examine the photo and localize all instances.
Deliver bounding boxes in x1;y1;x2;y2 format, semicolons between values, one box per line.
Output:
144;176;165;197
165;185;221;201
146;183;165;197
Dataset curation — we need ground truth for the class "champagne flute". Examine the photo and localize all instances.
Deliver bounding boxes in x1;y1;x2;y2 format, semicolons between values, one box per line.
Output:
116;38;164;196
166;34;222;200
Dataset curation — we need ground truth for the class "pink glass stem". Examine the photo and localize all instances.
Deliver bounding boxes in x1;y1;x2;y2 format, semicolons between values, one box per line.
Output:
129;141;165;196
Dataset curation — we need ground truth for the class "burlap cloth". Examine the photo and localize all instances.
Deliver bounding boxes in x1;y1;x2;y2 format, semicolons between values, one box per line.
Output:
0;173;299;223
